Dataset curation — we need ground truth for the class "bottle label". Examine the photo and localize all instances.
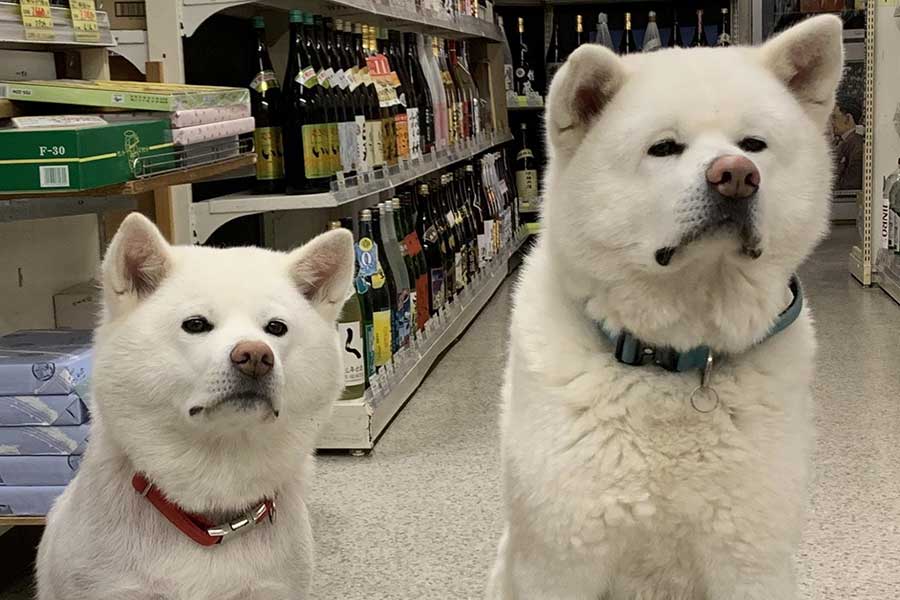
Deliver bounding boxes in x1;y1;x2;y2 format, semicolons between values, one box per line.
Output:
332;68;348;90
516;149;534;160
394;112;410;159
297;66;318;88
477;233;488;266
503;65;514;93
338;120;358;173
328;122;340;174
250;69;279;93
406;107;420;160
415;273;429;331
483;219;494;259
372;263;386;289
317;68;332;89
356;237;378;277
355;116;369;172
338;320;365;387
454;252;465;291
363;321;375;378
394;290;411;348
424;226;439;244
381;118;396;164
446;211;456;229
430;268;445;310
301;124;323;179
347;67;360;91
254;126;284;181
367;120;384;167
373;309;392;367
516;169;539;200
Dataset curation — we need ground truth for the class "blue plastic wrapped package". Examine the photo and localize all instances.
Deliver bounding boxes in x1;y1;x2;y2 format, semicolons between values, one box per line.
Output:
0;455;81;486
0;330;93;396
0;425;90;455
0;485;65;516
0;392;89;426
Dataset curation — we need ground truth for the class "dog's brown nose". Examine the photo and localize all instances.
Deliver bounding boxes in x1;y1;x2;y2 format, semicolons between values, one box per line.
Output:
706;155;761;199
230;341;274;379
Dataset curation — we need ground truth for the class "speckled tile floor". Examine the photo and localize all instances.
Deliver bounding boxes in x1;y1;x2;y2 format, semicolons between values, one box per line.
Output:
2;225;898;600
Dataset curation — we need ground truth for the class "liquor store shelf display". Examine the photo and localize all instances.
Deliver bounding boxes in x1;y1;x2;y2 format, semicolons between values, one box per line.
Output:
180;0;504;41
190;131;512;243
0;2;116;48
318;229;530;451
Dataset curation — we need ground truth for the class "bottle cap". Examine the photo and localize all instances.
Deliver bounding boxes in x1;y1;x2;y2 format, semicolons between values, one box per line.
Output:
649;11;656;20
598;13;608;24
335;18;343;29
304;13;314;25
288;10;302;23
361;209;371;220
252;16;265;29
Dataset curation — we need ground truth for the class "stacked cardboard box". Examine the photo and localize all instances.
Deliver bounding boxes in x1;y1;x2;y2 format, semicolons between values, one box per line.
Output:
0;330;92;517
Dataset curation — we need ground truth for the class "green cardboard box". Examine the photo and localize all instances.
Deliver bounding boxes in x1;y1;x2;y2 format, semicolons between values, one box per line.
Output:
0;120;172;193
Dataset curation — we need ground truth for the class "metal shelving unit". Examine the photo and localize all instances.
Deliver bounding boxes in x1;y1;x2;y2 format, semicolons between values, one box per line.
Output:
190;131;512;244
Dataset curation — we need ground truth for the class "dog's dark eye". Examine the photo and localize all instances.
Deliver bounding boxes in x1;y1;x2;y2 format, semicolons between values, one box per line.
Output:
647;139;685;157
738;137;767;153
265;320;288;337
182;317;213;334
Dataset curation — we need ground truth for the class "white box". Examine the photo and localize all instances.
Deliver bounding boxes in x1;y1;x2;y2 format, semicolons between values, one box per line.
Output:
0;50;56;81
53;281;99;330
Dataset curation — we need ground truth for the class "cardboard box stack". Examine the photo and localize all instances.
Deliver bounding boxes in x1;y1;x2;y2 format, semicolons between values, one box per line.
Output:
0;80;253;192
0;330;93;517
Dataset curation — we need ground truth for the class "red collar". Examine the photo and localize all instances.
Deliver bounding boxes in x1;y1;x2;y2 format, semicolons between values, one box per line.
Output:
131;473;275;547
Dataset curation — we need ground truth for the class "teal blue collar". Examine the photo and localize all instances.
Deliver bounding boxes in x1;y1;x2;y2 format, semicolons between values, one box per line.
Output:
598;276;803;373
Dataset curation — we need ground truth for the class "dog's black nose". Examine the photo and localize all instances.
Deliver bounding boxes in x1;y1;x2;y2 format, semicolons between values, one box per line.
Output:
230;341;274;379
707;155;760;199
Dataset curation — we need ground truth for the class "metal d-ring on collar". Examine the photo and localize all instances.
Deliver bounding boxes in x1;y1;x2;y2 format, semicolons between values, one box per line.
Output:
597;276;804;413
206;500;275;541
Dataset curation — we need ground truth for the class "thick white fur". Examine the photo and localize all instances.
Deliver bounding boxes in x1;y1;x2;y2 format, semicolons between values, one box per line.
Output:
37;214;355;600
489;16;843;600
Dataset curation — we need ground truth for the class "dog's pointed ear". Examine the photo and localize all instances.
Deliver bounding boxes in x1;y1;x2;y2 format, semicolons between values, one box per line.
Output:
546;44;627;159
287;228;356;321
760;14;844;130
101;213;173;310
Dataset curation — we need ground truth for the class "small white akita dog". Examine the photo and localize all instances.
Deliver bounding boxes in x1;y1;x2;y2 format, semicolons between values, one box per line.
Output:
489;15;844;600
37;213;354;600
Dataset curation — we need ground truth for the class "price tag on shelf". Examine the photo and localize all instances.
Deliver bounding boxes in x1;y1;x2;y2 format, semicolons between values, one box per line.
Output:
20;0;55;41
69;0;99;42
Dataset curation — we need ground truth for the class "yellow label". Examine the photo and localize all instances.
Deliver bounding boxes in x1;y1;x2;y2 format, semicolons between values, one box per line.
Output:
254;126;284;181
372;264;386;289
69;0;99;42
301;124;323;179
395;114;409;160
373;309;392;367
20;0;55;41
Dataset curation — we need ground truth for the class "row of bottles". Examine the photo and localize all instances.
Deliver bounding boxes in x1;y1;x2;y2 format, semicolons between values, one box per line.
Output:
335;150;520;400
249;12;494;195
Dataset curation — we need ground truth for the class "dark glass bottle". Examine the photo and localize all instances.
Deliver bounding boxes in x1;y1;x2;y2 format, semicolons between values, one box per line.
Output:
345;215;375;384
515;122;538;201
380;201;411;351
514;17;531;97
357;209;392;370
329;221;366;398
355;23;383;170
669;11;684;48
618;12;638;55
717;8;731;47
368;208;395;367
546;12;561;85
691;9;709;48
417;183;445;314
405;32;434;156
575;14;584;48
250;16;285;194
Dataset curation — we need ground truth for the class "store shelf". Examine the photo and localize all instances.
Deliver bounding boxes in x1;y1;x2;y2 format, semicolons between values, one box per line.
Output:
110;29;148;74
0;2;116;49
0;154;255;224
880;264;900;306
318;231;531;451
0;516;45;527
849;245;867;285
190;131;513;244
181;0;503;40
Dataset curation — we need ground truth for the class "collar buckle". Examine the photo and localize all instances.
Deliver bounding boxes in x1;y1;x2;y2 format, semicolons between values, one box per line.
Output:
613;333;680;371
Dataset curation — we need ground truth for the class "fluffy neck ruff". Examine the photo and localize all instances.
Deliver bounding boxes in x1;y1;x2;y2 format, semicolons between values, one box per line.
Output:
545;239;796;356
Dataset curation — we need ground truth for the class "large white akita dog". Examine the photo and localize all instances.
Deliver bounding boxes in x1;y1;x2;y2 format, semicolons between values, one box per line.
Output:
37;214;355;600
489;15;844;600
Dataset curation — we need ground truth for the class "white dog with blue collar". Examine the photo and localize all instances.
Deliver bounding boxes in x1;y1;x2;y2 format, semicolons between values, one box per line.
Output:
489;15;843;600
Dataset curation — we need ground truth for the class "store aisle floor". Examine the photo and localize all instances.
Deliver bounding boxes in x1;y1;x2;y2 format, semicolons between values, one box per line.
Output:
308;225;900;600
